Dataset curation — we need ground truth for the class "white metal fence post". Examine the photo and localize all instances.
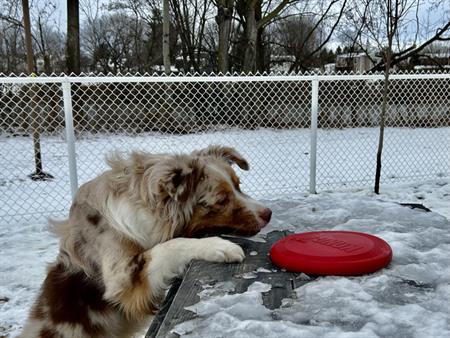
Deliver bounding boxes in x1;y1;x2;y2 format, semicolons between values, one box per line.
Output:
310;77;319;194
62;79;79;199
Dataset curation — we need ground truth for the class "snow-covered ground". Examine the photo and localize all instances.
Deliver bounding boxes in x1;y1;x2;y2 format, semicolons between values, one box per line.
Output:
1;179;449;337
1;127;449;224
0;127;449;337
173;181;450;338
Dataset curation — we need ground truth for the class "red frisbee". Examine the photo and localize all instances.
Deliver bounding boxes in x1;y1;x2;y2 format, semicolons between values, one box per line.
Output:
270;231;392;276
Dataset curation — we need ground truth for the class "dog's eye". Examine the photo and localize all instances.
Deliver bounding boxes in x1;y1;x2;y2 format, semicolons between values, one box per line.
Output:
200;201;210;209
217;195;229;206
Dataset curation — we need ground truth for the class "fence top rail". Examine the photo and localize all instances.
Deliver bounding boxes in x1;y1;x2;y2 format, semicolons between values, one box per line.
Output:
1;73;450;84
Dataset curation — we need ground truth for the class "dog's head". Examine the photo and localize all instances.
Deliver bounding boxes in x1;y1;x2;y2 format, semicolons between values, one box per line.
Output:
148;146;272;238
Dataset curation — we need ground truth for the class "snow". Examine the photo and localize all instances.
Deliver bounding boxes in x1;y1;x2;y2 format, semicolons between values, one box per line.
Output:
0;127;449;337
1;180;449;337
1;127;448;224
171;185;450;338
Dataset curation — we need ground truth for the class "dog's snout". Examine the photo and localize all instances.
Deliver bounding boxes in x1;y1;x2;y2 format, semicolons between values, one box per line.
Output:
259;208;272;223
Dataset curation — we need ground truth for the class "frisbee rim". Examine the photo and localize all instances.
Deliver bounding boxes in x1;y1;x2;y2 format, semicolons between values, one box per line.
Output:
269;230;393;276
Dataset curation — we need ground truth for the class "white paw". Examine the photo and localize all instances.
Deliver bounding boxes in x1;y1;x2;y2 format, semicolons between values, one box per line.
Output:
198;237;245;263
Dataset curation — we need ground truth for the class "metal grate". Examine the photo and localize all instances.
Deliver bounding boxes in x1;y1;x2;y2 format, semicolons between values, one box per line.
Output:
0;73;449;224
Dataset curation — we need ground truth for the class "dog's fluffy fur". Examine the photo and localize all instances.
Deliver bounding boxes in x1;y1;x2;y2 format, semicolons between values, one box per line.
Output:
20;146;271;338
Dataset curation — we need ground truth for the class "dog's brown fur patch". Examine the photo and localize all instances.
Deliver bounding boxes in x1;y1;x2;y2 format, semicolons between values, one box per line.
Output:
39;327;60;338
41;263;108;336
186;179;260;237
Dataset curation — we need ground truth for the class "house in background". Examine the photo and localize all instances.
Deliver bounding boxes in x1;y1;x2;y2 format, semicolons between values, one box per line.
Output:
324;63;336;73
413;52;450;71
270;55;296;73
335;52;381;73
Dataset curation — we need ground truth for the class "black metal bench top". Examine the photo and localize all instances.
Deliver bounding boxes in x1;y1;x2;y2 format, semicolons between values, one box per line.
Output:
145;231;312;338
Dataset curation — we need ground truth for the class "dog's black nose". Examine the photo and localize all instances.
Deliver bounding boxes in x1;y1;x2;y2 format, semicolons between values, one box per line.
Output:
260;208;272;223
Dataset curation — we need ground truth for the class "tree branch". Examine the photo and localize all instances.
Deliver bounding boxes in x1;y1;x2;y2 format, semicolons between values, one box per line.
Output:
305;0;348;59
0;14;23;27
257;0;290;29
370;20;450;70
288;0;347;72
299;0;339;51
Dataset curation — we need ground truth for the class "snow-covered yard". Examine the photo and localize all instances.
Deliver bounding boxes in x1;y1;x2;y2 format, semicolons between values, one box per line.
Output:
172;181;450;338
1;127;449;224
1;179;449;338
0;126;449;337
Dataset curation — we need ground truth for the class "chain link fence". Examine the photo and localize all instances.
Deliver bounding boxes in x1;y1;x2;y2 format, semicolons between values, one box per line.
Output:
1;73;449;224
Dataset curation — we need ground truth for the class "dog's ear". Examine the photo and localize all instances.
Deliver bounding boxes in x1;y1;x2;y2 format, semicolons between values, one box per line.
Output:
192;145;249;170
149;155;203;202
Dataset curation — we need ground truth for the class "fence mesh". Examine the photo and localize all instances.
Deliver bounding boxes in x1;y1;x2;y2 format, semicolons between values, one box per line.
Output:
1;73;449;224
0;82;71;223
317;76;450;188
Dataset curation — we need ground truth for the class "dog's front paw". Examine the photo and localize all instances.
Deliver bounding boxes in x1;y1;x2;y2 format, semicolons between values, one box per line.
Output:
198;237;245;263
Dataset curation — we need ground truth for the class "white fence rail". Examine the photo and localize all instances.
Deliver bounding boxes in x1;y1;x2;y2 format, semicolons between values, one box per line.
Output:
1;73;449;224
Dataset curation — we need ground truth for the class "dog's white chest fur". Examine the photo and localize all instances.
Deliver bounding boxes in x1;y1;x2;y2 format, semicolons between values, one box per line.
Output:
105;196;163;249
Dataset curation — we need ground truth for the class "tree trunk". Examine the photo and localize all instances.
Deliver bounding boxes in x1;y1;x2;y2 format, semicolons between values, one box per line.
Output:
22;0;53;181
255;2;267;73
66;0;80;74
66;0;80;132
162;0;173;124
38;16;52;74
163;0;171;75
216;0;234;73
256;26;265;72
66;0;85;132
242;3;257;73
22;0;34;76
374;53;391;194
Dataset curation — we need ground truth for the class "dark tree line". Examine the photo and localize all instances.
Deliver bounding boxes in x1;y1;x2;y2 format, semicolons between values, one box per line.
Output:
0;0;351;74
1;0;449;75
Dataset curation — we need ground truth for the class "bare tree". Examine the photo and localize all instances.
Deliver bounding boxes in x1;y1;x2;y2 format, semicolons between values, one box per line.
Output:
170;0;212;72
21;0;53;180
84;12;146;72
232;0;345;73
287;0;348;72
92;0;178;72
344;0;450;72
163;0;171;74
373;0;397;194
32;1;59;73
0;0;25;73
216;0;234;73
370;21;450;71
349;0;435;193
273;15;327;71
67;0;87;135
237;0;291;73
0;0;65;74
67;0;81;74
